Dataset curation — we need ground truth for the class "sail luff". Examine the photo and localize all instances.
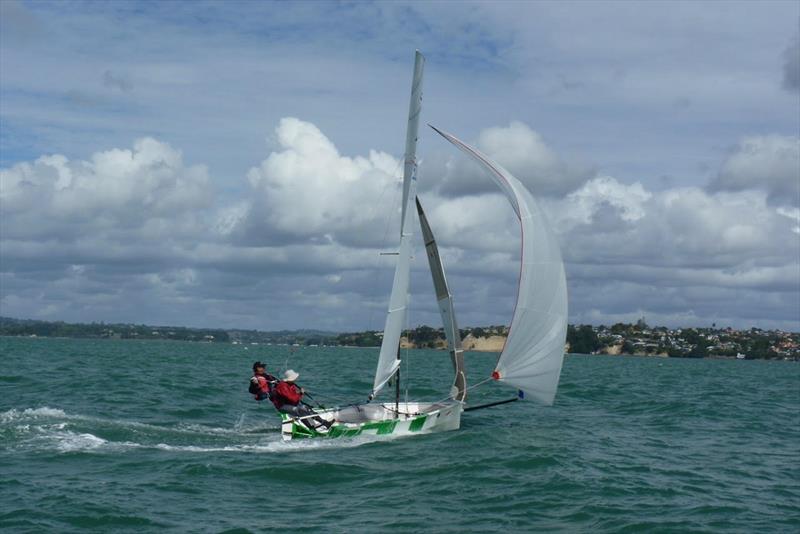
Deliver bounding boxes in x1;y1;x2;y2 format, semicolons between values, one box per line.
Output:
401;51;425;235
416;197;467;401
372;226;413;396
429;125;568;405
372;51;425;398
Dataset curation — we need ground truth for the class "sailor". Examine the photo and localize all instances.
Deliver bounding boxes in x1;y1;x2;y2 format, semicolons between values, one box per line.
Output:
249;361;277;401
272;369;332;430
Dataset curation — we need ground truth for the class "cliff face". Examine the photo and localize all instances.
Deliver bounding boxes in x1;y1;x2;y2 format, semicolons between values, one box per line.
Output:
462;334;506;352
400;333;507;352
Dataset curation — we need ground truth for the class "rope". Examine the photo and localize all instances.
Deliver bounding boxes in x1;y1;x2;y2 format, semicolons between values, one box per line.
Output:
428;376;495;406
306;391;354;406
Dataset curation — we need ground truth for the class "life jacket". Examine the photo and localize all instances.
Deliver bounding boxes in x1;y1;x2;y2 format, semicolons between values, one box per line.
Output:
249;373;277;401
271;381;302;410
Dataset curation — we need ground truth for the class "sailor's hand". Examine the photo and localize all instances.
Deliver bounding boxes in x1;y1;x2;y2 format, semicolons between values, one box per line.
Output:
250;377;259;384
300;388;305;394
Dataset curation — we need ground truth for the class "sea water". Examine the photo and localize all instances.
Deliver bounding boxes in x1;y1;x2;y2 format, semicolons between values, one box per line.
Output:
1;337;798;532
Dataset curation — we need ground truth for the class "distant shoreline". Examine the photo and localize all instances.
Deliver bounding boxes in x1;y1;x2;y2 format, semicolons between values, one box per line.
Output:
5;336;799;364
1;316;797;361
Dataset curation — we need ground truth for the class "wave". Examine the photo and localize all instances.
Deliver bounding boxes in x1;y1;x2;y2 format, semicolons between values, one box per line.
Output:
1;407;70;422
19;428;390;455
1;407;269;437
2;406;395;455
151;435;390;454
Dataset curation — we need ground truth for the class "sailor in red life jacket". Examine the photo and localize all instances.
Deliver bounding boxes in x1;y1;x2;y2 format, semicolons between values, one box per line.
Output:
271;369;332;430
249;361;277;401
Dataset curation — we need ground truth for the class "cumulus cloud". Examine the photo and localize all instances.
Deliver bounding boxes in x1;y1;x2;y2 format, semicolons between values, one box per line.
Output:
0;137;212;241
1;118;798;331
556;176;651;226
549;176;797;269
231;118;402;247
435;121;592;198
546;179;799;330
709;135;800;206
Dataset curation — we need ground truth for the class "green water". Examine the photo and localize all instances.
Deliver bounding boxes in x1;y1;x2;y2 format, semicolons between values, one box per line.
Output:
1;337;798;533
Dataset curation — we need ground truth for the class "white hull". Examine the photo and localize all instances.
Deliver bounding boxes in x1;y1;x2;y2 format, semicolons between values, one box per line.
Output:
280;400;462;440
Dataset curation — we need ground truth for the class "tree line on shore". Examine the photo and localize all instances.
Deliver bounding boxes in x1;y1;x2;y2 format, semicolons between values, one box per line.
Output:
1;316;796;360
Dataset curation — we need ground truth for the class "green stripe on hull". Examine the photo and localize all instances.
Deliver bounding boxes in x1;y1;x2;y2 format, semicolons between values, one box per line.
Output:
377;420;398;435
409;414;427;432
327;425;362;438
281;405;458;440
286;420;398;439
360;420;398;434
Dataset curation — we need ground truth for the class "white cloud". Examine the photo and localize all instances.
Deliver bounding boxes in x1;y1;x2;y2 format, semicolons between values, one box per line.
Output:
235;118;402;247
776;206;800;235
552;179;796;269
0;137;212;240
556;176;651;226
1;119;798;331
710;135;800;206
436;121;592;198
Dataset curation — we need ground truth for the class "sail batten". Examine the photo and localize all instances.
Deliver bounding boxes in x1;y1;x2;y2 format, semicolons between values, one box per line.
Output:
430;125;568;406
372;51;425;398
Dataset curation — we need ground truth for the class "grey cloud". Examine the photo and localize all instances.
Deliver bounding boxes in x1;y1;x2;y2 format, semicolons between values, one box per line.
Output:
0;0;42;45
103;70;133;92
1;119;798;332
783;33;800;92
434;122;594;199
568;279;800;332
708;135;800;206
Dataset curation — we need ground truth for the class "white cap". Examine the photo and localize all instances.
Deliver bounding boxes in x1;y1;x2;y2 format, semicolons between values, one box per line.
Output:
283;369;299;382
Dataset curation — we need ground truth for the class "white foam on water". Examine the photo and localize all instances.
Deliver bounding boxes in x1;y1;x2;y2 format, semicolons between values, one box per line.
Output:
4;407;402;455
1;407;69;423
2;407;247;438
50;430;109;452
177;422;278;436
152;433;392;454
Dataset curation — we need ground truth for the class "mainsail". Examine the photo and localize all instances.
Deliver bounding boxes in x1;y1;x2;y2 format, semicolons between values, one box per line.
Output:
430;125;568;405
372;51;425;397
416;197;467;402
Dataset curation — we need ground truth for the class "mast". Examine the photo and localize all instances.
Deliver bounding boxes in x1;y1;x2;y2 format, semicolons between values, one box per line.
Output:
416;197;467;401
371;50;425;399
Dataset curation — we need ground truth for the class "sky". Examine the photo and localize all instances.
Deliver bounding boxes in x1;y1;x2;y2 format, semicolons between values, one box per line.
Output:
1;0;799;332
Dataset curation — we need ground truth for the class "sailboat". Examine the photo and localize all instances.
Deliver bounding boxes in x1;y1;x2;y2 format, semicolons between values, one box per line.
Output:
278;51;568;440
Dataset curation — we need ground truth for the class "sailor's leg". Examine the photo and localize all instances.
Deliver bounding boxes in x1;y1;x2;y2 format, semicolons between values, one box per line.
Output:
280;405;325;430
295;405;333;429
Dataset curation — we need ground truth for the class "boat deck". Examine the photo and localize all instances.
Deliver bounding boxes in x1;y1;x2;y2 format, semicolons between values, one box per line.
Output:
330;401;458;424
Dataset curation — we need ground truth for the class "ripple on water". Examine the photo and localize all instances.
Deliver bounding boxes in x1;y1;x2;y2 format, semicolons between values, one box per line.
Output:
1;342;798;533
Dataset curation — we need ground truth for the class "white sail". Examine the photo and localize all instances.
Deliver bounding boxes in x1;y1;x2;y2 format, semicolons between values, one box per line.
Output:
416;197;467;401
372;51;425;397
430;125;568;405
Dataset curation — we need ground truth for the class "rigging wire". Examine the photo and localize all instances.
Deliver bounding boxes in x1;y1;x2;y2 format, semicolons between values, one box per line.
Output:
403;202;419;406
429;376;495;406
364;159;404;335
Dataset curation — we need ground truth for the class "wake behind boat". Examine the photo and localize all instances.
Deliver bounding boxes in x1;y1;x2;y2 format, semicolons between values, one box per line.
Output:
265;50;568;440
